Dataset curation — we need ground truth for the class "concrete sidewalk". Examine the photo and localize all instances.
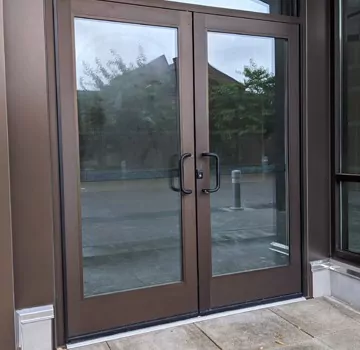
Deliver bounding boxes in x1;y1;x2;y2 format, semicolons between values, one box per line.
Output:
69;297;360;349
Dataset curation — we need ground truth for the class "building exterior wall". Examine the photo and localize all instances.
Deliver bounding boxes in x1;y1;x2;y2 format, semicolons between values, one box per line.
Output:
3;0;55;309
304;0;332;263
0;0;335;348
0;0;15;348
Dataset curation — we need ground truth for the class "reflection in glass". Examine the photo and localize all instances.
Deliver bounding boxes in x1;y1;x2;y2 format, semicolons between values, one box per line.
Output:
341;182;360;254
342;0;360;173
74;18;182;297
207;32;289;276
339;1;360;257
166;0;297;15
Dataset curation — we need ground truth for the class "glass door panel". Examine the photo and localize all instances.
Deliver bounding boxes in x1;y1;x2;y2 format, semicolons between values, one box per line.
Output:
59;0;197;338
194;13;301;310
207;33;289;276
74;18;182;297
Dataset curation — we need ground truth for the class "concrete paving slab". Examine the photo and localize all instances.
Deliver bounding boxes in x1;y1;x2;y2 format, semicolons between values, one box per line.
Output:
323;296;360;323
195;308;311;350
268;339;332;350
69;298;360;350
107;324;220;350
271;298;360;337
319;328;360;349
72;345;109;350
83;236;284;297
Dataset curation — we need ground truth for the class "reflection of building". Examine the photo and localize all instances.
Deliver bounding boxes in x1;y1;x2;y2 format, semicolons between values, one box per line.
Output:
79;54;275;178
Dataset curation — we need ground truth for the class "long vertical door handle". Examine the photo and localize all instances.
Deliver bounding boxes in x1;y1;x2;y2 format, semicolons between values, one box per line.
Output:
179;153;192;195
201;152;220;194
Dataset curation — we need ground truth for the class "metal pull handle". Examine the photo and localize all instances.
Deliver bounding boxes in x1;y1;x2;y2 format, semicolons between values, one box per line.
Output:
202;152;220;194
179;153;192;195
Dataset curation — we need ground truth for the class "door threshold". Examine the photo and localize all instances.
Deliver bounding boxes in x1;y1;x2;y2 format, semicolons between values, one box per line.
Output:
67;296;305;349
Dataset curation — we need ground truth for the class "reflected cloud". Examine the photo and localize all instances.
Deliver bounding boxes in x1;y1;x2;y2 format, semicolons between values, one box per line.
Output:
166;0;269;13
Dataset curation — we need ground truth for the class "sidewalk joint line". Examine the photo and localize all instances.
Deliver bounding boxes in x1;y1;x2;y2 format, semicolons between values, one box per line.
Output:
269;308;315;339
194;323;223;350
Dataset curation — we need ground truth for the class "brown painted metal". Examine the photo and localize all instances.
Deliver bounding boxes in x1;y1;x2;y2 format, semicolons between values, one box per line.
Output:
193;13;211;312
296;0;333;296
0;0;15;348
58;0;198;337
298;0;310;298
45;0;66;344
50;2;305;339
304;0;331;262
53;0;312;342
74;0;302;24
3;0;55;309
194;13;302;309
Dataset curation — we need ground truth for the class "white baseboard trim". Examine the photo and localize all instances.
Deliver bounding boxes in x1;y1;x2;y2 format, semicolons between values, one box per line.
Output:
16;305;54;350
310;259;332;298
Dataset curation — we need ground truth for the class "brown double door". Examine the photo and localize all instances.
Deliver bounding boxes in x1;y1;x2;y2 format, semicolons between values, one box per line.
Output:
57;0;301;340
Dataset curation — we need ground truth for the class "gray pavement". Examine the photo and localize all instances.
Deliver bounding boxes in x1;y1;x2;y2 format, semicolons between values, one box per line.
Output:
70;297;360;349
83;236;288;296
80;174;288;296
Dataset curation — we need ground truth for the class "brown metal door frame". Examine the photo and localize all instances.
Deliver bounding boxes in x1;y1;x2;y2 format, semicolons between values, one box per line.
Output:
57;0;302;339
194;13;301;310
57;0;198;338
63;0;302;24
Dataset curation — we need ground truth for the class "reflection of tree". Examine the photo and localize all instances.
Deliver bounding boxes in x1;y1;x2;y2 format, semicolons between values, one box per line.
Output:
78;49;275;172
78;91;105;167
209;59;275;165
78;48;179;170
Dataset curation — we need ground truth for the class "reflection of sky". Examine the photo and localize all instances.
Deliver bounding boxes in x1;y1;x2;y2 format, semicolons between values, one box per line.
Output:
167;0;269;13
75;0;275;89
208;32;274;81
75;20;178;88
